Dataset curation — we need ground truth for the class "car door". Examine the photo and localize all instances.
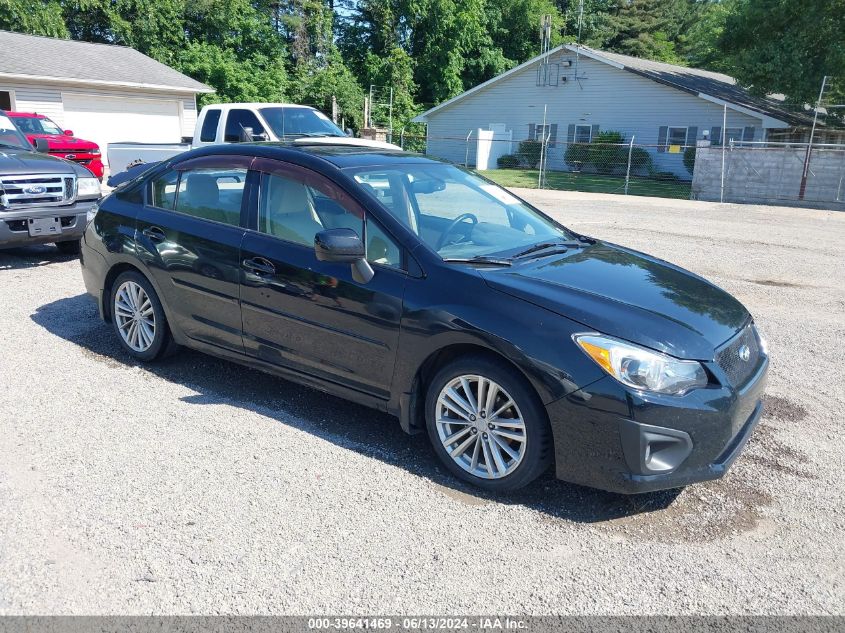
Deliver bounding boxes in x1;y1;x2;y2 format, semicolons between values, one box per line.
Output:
135;155;252;352
239;159;406;399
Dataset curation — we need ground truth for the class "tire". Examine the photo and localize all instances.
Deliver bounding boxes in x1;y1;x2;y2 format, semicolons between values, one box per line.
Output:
55;239;81;255
110;271;178;362
425;355;553;492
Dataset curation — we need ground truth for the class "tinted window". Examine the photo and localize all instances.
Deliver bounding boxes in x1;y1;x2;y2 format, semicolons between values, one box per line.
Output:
173;168;247;226
199;109;221;142
149;169;179;209
224;109;265;143
366;220;402;268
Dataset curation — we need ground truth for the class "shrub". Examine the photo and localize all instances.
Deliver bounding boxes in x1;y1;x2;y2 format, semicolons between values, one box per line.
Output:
629;147;653;174
564;143;589;170
585;131;626;174
517;140;543;168
654;170;681;182
683;146;696;175
497;154;520;169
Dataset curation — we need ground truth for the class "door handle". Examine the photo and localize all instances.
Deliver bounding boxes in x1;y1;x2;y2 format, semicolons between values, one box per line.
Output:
142;226;166;242
242;257;276;275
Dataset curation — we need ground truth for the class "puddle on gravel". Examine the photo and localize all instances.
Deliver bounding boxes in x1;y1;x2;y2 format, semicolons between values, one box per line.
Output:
747;279;807;288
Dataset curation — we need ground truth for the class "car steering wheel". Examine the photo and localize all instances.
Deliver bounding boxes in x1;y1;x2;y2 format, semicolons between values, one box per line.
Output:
435;213;478;251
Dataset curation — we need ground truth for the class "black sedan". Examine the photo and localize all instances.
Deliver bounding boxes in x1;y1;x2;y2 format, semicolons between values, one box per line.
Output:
80;143;768;494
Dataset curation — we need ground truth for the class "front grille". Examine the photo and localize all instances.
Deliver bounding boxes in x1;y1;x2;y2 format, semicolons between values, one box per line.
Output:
0;174;76;210
715;324;763;387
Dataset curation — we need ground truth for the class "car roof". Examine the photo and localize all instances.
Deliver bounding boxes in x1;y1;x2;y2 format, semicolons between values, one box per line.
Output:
202;103;315;112
183;142;446;170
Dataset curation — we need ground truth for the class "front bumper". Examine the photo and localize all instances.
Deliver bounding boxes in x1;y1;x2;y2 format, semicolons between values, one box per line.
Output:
546;355;769;494
0;199;97;247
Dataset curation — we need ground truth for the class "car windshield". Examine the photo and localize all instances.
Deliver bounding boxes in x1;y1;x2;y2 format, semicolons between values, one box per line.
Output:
259;107;346;139
346;163;574;259
13;116;64;135
0;114;30;149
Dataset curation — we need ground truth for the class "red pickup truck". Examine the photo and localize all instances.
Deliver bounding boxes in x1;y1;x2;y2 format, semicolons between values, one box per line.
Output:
6;112;104;179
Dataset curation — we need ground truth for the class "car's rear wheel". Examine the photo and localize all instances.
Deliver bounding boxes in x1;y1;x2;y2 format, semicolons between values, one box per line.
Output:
55;239;81;255
110;271;177;361
425;356;552;491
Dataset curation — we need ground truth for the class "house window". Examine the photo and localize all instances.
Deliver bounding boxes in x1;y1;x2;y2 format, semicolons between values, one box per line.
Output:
0;91;13;110
574;125;592;143
533;124;551;141
667;126;688;147
724;128;743;145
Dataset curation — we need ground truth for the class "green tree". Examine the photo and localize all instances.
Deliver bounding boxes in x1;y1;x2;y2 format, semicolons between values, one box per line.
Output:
0;0;69;37
720;0;845;121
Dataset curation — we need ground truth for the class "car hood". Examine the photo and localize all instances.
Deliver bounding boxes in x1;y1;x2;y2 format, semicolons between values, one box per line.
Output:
0;147;90;177
27;133;99;152
479;242;749;360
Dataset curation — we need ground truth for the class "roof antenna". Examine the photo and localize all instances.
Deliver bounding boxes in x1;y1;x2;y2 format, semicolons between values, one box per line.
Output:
574;0;585;88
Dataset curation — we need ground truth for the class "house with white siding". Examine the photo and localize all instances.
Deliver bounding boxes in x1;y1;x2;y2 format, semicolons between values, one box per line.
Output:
413;44;836;177
0;30;213;170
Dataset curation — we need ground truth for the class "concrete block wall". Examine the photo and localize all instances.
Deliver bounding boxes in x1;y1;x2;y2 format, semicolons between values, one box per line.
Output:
692;146;845;209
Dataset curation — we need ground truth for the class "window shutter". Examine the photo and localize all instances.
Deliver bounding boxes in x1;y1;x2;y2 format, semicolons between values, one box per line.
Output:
710;126;722;146
590;124;600;141
686;126;698;146
528;123;536;141
548;124;558;147
567;124;576;143
657;126;668;152
743;126;756;142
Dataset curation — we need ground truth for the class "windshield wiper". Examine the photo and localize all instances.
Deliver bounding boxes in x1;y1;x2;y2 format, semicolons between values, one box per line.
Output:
442;255;512;266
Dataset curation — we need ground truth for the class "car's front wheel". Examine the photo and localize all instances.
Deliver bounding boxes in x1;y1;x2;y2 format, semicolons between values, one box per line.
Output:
110;271;177;361
425;356;552;491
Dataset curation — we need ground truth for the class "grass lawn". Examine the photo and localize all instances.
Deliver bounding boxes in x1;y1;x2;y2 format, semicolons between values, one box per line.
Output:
480;169;692;200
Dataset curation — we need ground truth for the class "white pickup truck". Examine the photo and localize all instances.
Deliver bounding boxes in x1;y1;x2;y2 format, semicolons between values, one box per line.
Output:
107;103;399;174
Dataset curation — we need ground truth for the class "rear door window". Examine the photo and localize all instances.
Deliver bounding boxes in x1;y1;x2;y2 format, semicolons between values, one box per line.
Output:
149;169;179;210
199;109;221;142
173;168;247;226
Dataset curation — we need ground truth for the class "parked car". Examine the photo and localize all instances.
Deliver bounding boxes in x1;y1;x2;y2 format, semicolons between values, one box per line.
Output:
6;111;104;179
107;103;399;174
80;143;768;494
0;110;101;254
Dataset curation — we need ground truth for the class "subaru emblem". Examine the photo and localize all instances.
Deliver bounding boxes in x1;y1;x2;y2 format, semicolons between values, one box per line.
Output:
25;185;46;195
738;345;751;362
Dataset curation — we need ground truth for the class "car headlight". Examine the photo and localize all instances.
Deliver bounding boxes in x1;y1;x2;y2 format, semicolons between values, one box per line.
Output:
574;334;708;395
89;149;101;155
77;176;101;198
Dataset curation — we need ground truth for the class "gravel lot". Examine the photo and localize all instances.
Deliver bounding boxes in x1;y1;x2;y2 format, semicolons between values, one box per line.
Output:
0;191;843;615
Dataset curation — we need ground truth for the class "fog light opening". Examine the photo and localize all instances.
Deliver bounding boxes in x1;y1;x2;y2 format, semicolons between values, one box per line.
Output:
620;419;693;476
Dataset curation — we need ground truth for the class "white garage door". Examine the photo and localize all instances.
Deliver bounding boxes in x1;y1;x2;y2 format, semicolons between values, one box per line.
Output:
62;93;182;169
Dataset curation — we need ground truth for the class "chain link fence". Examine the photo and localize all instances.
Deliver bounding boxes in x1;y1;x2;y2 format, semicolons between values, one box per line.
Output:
398;132;845;209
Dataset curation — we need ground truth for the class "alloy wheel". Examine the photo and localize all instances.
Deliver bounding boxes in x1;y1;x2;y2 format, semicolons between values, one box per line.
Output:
435;375;527;479
114;280;156;353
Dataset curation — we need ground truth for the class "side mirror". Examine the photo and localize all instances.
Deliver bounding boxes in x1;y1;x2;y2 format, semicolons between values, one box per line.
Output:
345;128;354;137
64;129;74;136
240;126;254;143
314;228;374;284
34;138;49;153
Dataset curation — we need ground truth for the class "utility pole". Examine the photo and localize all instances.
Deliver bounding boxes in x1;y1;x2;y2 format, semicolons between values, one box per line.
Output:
799;75;829;200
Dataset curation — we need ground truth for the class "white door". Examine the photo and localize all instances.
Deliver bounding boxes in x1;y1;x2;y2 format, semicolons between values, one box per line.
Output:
61;93;182;169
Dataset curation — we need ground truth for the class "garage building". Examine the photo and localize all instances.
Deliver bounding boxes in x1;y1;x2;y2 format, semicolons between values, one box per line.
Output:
0;30;214;170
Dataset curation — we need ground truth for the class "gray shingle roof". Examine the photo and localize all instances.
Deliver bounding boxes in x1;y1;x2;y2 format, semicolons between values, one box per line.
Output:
573;45;816;128
0;30;213;93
